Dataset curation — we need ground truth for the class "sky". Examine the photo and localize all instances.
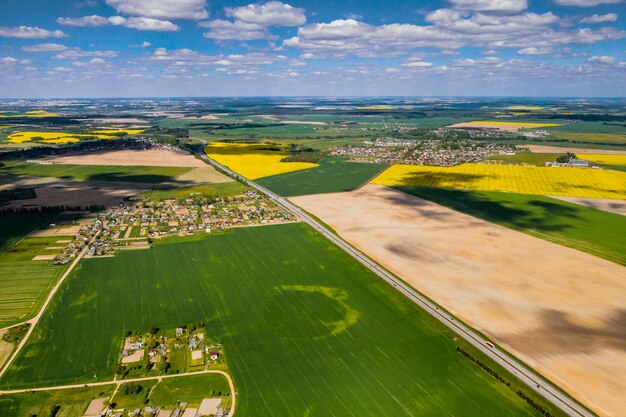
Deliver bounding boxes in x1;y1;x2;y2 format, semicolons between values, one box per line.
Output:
0;0;625;98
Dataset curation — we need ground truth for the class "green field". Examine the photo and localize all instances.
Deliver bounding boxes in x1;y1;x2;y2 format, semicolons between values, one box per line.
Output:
0;237;66;327
256;157;388;196
1;162;190;183
0;213;67;327
487;152;560;166
0;385;115;417
149;373;231;409
396;187;626;265
0;212;59;254
0;223;544;416
142;181;249;201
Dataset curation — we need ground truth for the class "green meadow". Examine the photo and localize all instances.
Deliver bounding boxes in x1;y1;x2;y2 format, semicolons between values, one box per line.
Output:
0;213;67;327
0;385;115;417
1;162;190;183
396;187;626;265
0;223;543;416
256;157;388;196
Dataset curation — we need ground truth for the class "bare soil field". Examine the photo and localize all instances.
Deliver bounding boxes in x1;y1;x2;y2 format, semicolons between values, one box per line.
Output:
10;186;144;212
168;166;233;185
551;196;626;216
520;145;626;154
32;255;56;261
291;184;626;417
49;149;206;167
84;398;107;415
0;174;153;192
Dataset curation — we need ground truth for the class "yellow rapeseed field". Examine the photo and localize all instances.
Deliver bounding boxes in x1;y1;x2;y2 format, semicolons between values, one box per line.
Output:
41;138;80;144
6;131;114;144
372;163;626;200
0;110;60;118
205;142;318;179
579;154;626;167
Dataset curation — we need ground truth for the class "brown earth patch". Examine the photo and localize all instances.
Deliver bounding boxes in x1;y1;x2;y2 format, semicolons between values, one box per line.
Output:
550;196;626;216
48;149;206;167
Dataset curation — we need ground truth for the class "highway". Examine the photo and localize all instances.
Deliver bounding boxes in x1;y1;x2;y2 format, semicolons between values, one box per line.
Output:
200;153;596;417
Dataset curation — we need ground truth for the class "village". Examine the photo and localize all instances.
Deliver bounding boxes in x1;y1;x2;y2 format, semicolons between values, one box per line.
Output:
52;190;297;264
117;325;225;378
330;137;516;166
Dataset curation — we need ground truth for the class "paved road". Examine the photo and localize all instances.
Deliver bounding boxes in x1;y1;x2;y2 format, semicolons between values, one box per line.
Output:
0;369;236;416
200;153;596;417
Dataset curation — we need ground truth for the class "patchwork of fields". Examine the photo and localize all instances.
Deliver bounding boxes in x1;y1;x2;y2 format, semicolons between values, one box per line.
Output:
0;236;67;328
205;142;318;179
0;224;541;417
372;163;626;199
291;185;626;417
0;261;63;328
256;157;388;196
0;213;67;328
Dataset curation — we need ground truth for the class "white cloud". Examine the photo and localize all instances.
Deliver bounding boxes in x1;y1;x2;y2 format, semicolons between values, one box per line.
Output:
0;26;67;39
588;55;615;63
446;0;528;13
57;15;111;27
55;49;118;59
518;46;552;55
226;1;306;26
0;57;19;64
122;17;180;31
148;48;275;68
401;61;434;67
73;57;108;67
22;43;68;52
130;41;152;48
105;0;208;20
57;15;179;31
553;0;623;6
200;20;270;40
283;9;625;58
580;13;618;24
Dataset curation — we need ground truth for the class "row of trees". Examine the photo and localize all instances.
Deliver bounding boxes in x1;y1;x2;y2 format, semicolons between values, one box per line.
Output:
455;346;555;417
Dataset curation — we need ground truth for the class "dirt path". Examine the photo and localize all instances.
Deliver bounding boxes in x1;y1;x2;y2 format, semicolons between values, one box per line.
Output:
0;369;236;416
291;184;626;417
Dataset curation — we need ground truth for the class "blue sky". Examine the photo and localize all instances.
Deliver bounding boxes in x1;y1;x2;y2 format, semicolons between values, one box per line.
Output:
1;0;625;97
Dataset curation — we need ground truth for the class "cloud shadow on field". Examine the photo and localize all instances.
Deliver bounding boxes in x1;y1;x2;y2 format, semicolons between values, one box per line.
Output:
395;170;491;189
393;186;579;233
499;308;626;357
